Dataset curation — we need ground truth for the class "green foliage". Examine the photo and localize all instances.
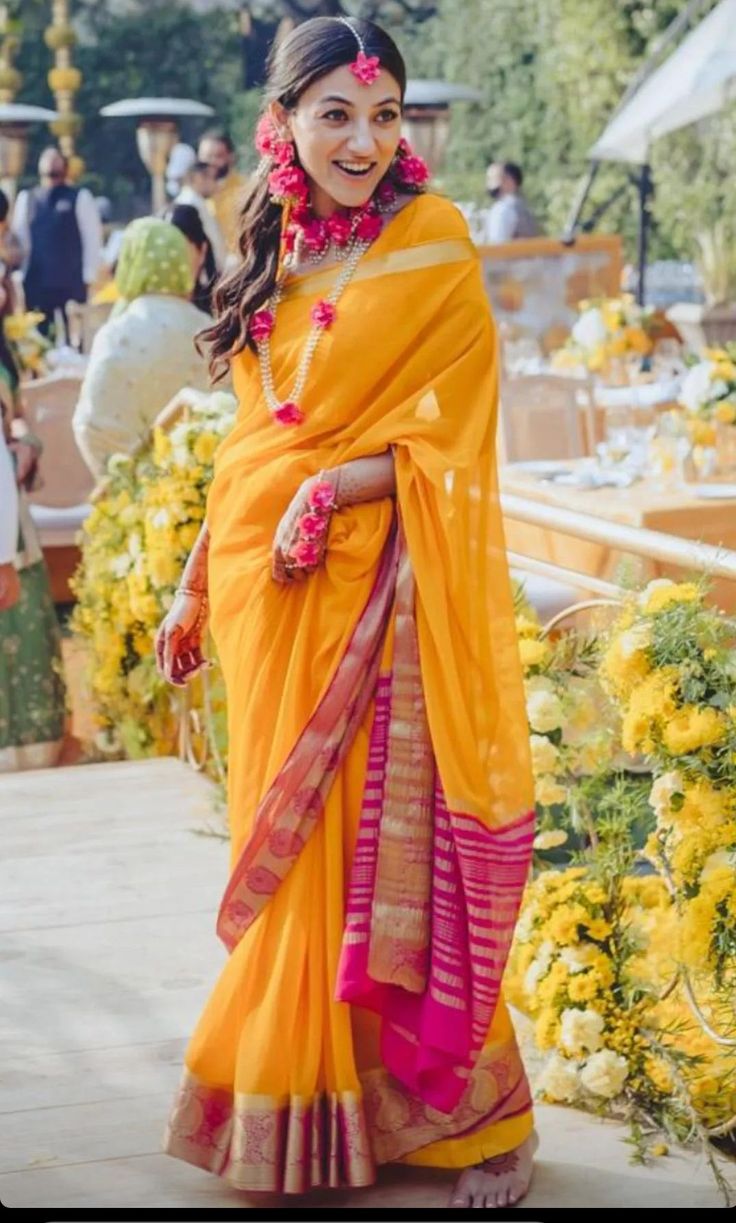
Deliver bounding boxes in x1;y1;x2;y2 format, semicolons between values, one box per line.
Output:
397;0;726;261
14;0;244;216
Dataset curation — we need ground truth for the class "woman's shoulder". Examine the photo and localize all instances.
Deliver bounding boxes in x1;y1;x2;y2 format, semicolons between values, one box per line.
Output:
128;294;210;331
401;191;473;246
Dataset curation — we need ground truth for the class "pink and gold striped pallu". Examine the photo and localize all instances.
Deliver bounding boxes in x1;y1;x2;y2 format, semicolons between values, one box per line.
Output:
217;515;535;1116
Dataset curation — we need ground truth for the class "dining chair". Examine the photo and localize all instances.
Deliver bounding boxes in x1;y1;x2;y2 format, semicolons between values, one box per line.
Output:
21;375;94;510
499;373;596;462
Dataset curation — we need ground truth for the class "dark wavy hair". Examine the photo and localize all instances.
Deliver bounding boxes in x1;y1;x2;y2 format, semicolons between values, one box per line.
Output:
200;16;412;382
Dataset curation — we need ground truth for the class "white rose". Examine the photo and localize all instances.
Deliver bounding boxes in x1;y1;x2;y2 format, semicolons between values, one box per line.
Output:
515;905;536;942
701;849;736;881
128;531;142;560
150;508;170;528
533;828;568;851
560;946;596;975
527;688;564;733
637;578;674;609
572;307;608;351
617;621;652;658
529;734;560;776
523;939;554;994
648;771;683;822
560;1007;605;1055
538;1053;580;1103
580;1049;629;1099
535;775;567;807
109;553;133;578
679;361;725;414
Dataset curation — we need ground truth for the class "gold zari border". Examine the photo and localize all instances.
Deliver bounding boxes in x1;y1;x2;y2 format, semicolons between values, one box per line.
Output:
282;237;477;300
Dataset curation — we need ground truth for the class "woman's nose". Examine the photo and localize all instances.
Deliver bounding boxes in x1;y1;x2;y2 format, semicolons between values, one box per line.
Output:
345;122;377;156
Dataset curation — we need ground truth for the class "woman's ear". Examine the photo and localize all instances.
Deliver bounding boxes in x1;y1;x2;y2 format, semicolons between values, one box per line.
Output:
268;101;292;143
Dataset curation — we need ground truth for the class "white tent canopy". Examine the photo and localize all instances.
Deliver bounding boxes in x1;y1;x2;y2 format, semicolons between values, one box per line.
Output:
590;0;736;164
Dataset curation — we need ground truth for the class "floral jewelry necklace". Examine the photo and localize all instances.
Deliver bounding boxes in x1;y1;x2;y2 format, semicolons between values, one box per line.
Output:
250;111;429;427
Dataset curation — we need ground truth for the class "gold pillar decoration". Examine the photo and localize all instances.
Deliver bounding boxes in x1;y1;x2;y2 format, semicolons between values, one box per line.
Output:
0;4;22;104
45;0;84;179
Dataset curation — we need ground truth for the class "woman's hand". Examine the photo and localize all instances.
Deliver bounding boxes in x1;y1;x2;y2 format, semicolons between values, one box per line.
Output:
155;590;209;687
272;477;328;584
9;439;37;489
0;561;20;611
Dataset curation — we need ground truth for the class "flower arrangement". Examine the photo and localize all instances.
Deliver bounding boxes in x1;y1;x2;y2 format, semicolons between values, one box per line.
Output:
5;310;51;377
70;392;236;769
505;577;736;1190
677;345;736;447
552;294;674;377
514;596;616;833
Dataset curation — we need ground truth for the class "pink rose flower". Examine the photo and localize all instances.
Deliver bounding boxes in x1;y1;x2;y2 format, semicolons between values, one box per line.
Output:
395;154;430;187
298;512;329;540
268;165;308;203
302;218;329;252
308;480;337;510
355;211;383;242
249;309;275;341
376;180;397;207
254;114;276;156
274;401;304;426
290;539;321;567
328;213;353;246
272;138;295;167
311;300;337;329
349;51;381;86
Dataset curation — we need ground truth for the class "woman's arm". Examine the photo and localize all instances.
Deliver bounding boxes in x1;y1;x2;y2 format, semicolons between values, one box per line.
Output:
330;450;396;508
271;451;396;585
155;522;210;685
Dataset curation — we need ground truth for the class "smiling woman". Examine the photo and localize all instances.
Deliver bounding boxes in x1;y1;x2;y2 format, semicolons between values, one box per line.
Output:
158;14;538;1211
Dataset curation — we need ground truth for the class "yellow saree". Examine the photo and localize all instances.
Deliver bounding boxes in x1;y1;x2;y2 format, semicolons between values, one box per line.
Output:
163;192;536;1192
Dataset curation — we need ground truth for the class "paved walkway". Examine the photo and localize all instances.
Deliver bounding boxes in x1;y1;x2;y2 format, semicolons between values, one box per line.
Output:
0;759;730;1209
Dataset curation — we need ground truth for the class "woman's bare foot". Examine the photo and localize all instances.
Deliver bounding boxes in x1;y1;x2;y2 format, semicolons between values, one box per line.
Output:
448;1130;539;1208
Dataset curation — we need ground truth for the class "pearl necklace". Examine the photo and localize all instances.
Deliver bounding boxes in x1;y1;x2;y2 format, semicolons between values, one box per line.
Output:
254;229;373;427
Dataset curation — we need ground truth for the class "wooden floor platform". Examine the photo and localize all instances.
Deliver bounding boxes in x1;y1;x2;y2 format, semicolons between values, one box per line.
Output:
0;758;730;1210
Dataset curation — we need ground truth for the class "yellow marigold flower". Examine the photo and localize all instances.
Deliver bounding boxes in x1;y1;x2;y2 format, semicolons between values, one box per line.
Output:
544;904;587;945
567;973;602;1003
193;430;220;465
703;347;729;362
714;400;736;425
623;325;653;355
153;427;172;466
583;917;612;942
515;614;542;639
642;581;700;615
661;705;726;755
711;360;736;381
518;637;550;670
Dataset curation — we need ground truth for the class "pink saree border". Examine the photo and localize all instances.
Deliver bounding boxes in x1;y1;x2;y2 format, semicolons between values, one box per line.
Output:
217;521;400;953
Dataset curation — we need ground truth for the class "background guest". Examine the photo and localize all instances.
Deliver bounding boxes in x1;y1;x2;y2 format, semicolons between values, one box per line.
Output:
482;160;542;243
197;127;248;258
12;147;103;339
0;430;19;612
162;202;217;315
174;160;227;273
72;218;212;478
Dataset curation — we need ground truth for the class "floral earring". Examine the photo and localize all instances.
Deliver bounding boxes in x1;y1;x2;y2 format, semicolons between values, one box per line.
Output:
390;138;430;189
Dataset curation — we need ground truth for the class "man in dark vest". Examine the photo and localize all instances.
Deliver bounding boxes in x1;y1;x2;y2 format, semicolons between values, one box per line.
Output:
12;147;102;340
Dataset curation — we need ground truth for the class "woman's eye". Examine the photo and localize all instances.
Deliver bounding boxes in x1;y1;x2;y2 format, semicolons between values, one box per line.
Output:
323;109;348;121
378;110;400;123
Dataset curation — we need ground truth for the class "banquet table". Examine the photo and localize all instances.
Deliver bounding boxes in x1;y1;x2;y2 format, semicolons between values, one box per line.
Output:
500;460;736;610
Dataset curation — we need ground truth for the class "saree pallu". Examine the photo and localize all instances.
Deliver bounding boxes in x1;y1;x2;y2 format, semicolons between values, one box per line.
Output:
164;193;536;1191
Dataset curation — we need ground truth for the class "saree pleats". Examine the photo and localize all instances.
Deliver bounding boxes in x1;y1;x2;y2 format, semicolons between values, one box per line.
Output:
164;193;535;1190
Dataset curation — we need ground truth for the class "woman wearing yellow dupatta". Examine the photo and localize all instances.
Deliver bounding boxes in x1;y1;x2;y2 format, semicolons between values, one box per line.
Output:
157;16;537;1209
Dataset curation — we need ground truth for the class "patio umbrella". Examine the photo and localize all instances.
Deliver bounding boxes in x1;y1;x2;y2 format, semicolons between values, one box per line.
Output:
590;0;736;164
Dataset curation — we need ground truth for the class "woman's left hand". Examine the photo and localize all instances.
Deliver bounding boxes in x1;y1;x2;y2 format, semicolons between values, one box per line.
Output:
272;477;326;585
